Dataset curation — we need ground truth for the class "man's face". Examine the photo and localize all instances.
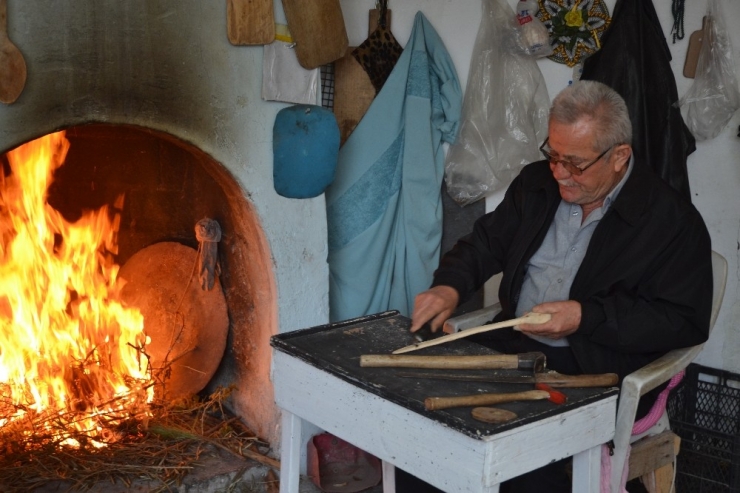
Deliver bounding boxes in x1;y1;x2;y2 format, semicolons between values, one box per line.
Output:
546;119;630;210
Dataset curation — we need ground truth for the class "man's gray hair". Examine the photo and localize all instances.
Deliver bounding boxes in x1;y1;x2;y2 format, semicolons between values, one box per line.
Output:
549;80;632;151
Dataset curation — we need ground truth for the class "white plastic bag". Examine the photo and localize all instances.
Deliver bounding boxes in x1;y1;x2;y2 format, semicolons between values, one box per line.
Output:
444;0;550;206
680;0;740;141
262;41;320;105
513;0;553;58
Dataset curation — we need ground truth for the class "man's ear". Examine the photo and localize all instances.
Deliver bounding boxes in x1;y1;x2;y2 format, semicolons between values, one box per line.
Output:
612;144;632;171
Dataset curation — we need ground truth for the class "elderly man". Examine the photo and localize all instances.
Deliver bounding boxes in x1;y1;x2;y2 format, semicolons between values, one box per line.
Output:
407;81;712;492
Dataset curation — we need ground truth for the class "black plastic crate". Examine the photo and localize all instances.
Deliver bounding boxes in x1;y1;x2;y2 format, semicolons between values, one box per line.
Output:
667;363;740;493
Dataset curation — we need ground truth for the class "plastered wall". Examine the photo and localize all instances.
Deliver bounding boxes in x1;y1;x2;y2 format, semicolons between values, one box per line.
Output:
340;0;740;374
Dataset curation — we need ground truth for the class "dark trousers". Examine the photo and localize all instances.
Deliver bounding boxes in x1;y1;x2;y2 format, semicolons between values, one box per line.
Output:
396;334;579;493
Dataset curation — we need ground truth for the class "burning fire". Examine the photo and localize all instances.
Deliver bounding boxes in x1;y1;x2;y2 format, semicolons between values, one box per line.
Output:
0;131;152;448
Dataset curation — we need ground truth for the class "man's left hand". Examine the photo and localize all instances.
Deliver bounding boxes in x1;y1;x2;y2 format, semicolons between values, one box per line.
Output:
517;300;581;339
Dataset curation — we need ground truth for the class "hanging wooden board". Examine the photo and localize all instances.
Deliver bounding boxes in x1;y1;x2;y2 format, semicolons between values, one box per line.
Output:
227;0;275;46
333;10;391;145
0;0;27;104
683;16;707;79
281;0;348;70
334;49;375;145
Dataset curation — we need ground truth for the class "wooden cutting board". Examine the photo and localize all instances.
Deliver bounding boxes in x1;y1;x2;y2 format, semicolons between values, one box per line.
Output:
333;10;390;145
334;49;375;145
0;0;26;104
683;16;707;79
281;0;348;69
227;0;275;46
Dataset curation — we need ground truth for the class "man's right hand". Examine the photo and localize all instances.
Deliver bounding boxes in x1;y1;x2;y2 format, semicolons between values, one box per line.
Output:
410;285;459;334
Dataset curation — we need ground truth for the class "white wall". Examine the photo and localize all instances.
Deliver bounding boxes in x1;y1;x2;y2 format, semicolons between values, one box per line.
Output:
341;0;740;373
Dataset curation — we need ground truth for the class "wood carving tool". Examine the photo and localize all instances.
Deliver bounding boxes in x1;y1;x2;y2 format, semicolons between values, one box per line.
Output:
425;385;566;411
360;352;546;372
396;369;619;388
412;322;445;342
534;383;567;404
395;312;551;354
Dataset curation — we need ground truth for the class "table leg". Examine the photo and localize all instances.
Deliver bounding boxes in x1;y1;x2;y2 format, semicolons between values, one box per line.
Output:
572;444;603;493
279;410;302;493
381;461;396;493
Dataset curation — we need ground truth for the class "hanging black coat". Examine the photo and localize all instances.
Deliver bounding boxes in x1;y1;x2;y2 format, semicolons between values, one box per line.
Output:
581;0;695;200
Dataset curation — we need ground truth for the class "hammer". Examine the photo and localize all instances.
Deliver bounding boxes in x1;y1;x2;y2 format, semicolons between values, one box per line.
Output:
425;383;567;411
360;352;546;373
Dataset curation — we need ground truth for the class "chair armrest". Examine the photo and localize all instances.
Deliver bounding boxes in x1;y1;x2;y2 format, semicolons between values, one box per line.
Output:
621;344;704;399
610;343;704;492
443;303;502;333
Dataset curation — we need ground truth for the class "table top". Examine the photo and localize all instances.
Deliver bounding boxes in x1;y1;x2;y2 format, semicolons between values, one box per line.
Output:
271;311;618;440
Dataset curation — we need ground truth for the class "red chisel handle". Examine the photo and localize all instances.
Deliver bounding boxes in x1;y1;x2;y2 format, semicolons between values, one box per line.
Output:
535;383;568;405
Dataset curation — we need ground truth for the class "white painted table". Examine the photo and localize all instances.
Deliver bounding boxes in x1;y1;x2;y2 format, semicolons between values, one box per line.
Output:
271;312;617;493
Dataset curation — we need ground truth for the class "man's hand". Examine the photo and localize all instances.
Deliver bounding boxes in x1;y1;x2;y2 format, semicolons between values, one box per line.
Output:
517;300;581;339
410;285;459;334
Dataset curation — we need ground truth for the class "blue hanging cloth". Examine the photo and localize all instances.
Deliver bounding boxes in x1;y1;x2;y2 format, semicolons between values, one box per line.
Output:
326;12;462;322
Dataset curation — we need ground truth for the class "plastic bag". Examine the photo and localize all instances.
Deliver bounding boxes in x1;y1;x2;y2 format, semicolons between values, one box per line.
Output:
680;0;740;141
444;0;550;206
513;0;553;58
262;41;320;105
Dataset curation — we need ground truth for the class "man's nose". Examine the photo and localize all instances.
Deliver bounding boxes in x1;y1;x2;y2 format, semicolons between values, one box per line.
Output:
550;161;572;180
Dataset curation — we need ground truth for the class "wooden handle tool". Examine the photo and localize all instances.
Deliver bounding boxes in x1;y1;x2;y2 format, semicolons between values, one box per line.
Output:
394;312;551;354
426;383;568;411
425;390;551;411
360;352;545;371
395;369;618;388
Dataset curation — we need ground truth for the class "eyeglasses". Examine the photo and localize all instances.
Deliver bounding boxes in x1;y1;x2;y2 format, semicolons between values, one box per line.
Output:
539;138;614;176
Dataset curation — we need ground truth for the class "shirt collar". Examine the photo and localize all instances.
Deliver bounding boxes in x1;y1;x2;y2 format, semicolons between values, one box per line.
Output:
602;155;633;211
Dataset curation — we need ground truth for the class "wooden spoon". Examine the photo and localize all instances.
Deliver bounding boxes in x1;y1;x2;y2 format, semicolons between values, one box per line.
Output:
0;0;27;104
393;312;551;354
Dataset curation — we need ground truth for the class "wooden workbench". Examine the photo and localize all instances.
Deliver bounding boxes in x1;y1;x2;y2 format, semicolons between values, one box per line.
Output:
271;311;618;492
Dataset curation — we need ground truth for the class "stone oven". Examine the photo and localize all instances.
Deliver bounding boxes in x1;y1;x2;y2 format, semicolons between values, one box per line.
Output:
0;0;330;451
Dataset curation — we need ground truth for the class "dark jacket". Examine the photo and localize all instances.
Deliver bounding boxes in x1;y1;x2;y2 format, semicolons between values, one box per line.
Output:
433;160;712;382
581;0;695;201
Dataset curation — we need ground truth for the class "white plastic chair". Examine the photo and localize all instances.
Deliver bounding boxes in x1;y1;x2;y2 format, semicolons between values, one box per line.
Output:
442;250;728;493
608;250;727;493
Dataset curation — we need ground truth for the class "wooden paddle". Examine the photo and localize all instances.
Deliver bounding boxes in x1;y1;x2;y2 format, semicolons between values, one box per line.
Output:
393;312;551;354
0;0;26;104
281;0;348;69
226;0;275;46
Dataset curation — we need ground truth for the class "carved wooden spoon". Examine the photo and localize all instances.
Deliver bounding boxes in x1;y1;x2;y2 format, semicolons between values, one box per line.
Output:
0;0;26;104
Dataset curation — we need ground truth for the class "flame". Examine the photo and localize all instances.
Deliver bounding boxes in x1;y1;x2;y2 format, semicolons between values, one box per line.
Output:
0;131;152;447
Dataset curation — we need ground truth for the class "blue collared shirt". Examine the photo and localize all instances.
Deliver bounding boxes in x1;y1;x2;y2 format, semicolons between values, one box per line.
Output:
515;157;634;347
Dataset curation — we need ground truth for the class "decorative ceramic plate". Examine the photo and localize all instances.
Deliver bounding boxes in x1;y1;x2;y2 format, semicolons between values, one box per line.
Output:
537;0;611;67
